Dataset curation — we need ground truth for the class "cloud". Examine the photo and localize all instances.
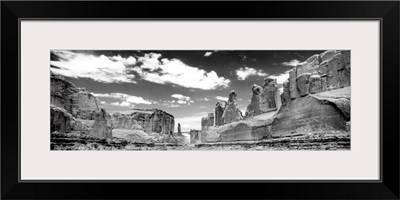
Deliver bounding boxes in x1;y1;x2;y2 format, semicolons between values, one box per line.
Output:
204;52;213;57
215;96;228;102
51;51;230;90
50;50;136;83
132;53;230;90
171;94;191;101
235;67;267;80
282;59;306;67
111;101;132;107
170;94;194;105
268;70;291;84
92;93;155;107
199;97;210;101
174;112;209;132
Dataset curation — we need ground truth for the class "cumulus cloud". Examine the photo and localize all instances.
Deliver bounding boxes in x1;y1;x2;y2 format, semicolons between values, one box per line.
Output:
204;52;213;57
215;96;228;101
282;59;306;67
51;51;229;90
111;101;132;107
50;50;136;83
268;70;291;84
171;94;191;101
165;94;194;106
92;93;155;108
132;53;230;90
235;67;267;80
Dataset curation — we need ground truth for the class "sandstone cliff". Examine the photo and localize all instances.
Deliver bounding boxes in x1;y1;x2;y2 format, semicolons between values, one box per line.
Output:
222;91;243;124
246;77;280;117
282;50;350;103
51;73;102;120
50;73;112;138
198;50;351;143
108;108;175;135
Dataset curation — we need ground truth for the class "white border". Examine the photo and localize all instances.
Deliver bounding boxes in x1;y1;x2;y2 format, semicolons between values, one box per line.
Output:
21;21;380;180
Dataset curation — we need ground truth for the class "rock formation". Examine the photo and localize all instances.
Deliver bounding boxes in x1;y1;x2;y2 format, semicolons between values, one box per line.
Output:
177;123;182;135
222;91;243;124
50;74;112;138
51;73;102;120
201;113;214;130
90;108;112;138
215;101;226;126
109;108;175;135
198;50;351;143
50;105;74;133
189;129;201;144
246;78;279;117
271;92;349;137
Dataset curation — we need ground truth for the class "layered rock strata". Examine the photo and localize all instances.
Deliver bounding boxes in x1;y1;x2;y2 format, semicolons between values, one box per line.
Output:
282;50;350;103
50;74;112;138
108;108;175;135
199;50;351;143
51;73;102;120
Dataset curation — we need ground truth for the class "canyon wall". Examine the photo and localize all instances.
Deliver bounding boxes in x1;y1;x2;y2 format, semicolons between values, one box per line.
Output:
199;50;351;143
282;50;350;104
108;108;175;135
50;73;112;138
246;78;280;117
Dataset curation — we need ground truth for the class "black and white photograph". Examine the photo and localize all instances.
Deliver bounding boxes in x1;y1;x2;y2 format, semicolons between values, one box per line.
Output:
50;50;351;151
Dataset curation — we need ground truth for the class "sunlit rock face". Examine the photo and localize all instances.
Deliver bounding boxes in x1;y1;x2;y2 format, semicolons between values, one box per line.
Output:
109;108;175;135
274;50;351;137
222;91;243;124
246;78;279;117
51;73;102;120
271;93;349;137
50;74;112;138
287;50;351;100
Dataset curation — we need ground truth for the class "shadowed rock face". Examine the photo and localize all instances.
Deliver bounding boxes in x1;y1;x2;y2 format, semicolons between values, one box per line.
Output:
50;105;74;133
90;108;112;138
222;91;243;124
281;80;291;106
109;109;175;135
215;101;226;126
177;123;182;135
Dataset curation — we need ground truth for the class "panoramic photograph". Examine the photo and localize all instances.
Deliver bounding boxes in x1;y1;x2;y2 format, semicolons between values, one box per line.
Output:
50;50;351;150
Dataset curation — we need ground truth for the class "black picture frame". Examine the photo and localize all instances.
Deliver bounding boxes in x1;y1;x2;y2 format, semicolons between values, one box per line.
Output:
2;1;399;199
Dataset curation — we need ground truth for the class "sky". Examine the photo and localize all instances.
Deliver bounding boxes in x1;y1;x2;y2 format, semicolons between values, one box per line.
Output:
50;50;324;132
